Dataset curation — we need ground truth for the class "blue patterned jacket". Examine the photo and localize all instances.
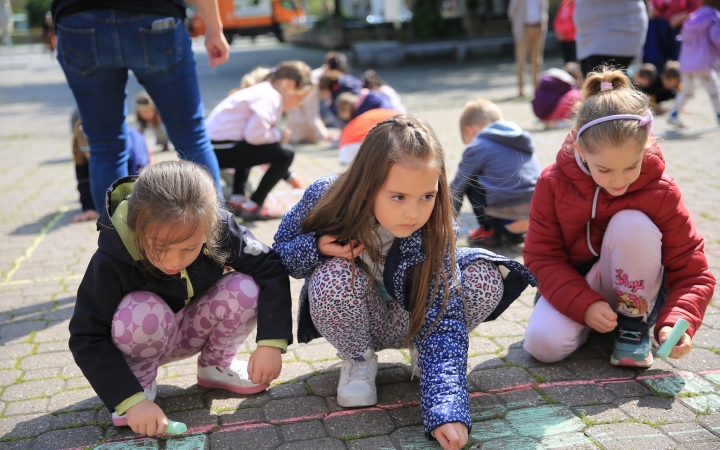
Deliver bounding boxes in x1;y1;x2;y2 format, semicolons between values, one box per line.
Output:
273;175;537;438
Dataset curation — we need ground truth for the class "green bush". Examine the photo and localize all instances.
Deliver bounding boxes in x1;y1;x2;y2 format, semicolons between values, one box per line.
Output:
26;0;53;28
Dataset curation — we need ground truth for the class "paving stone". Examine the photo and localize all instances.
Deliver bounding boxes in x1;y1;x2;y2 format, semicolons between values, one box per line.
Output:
275;362;314;383
691;328;720;349
497;305;533;323
215;404;265;425
387;406;422;428
679;393;720;414
167;408;218;429
64;376;91;389
376;382;420;406
491;338;525;351
276;438;346;450
324;409;394;439
563;359;637;380
207;390;269;412
670;349;720;372
0;413;52;438
307;373;341;397
156;394;205;413
30;425;103;450
538;382;615;406
526;365;575;382
502;347;547;368
376;368;412;386
22;369;61;381
48;410;96;429
281;419;327;441
0;344;33;360
155;375;202;398
267;382;308;400
1;379;64;401
0;440;35;450
697;412;720;433
294;344;341;362
467;355;506;372
264;395;328;422
377;350;406;366
468;418;517;442
675;443;720;450
468;337;499;355
208;423;281;450
3;398;49;416
346;435;396;450
497;388;548;409
469;394;505;421
26;323;69;343
468;366;536;392
162;364;198;378
505;405;584;437
585;423;676;450
325;396;346;413
571;404;630;423
0;321;46;344
474;320;526;337
46;388;103;412
615;397;696;423
0;370;22;386
478;437;539;449
660;422;717;443
34;342;68;353
601;380;651;398
166;435;209;450
640;372;716;397
539;432;597;449
390;425;434;449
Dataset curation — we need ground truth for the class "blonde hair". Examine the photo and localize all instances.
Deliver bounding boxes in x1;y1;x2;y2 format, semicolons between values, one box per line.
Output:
575;67;652;154
459;99;503;131
336;92;357;114
127;160;227;271
235;61;313;95
301;114;459;341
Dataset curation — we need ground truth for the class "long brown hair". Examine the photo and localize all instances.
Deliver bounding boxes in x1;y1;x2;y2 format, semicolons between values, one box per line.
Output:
127;160;227;272
301;114;459;340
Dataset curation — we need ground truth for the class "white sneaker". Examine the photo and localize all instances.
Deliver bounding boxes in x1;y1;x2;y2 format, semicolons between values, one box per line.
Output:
668;116;686;128
197;359;268;395
111;379;157;427
409;342;421;379
336;349;378;408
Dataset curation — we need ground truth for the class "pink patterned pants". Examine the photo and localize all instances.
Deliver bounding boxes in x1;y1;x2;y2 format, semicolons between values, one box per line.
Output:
111;272;259;390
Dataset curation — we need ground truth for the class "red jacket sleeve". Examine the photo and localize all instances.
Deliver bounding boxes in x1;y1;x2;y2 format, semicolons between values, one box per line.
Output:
523;173;606;325
653;180;715;338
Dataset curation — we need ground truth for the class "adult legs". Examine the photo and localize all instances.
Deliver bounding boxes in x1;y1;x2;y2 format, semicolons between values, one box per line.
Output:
581;55;634;77
515;32;529;96
670;72;698;118
527;26;545;91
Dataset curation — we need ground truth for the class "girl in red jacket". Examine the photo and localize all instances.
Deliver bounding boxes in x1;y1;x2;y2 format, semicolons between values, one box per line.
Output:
522;67;714;367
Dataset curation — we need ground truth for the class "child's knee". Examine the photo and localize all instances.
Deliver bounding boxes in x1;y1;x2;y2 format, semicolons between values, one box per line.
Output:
216;272;260;312
606;210;661;246
112;291;173;352
524;320;585;363
310;257;369;305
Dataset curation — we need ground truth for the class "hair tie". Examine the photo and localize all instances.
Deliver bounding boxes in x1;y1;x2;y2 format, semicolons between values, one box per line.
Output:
575;110;654;142
600;82;613;91
270;67;277;75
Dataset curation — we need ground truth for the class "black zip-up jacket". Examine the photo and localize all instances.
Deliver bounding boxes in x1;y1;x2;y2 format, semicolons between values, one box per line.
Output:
69;177;293;412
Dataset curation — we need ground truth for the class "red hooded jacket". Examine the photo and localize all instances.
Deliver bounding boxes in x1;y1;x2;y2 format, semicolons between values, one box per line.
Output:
523;131;714;339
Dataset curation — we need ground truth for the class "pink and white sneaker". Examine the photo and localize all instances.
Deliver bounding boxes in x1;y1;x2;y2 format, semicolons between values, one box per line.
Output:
111;380;157;427
197;359;268;395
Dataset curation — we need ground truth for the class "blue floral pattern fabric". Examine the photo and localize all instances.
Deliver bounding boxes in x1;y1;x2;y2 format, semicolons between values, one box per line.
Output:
273;174;537;438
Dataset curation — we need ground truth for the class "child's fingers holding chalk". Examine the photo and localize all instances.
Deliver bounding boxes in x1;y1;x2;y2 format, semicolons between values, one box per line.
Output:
658;326;692;359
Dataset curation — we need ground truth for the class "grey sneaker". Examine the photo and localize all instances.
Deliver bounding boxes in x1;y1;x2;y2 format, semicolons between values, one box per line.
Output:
336;349;378;408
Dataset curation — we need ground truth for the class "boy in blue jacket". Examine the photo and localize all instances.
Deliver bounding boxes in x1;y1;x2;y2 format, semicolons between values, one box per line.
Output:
451;99;542;246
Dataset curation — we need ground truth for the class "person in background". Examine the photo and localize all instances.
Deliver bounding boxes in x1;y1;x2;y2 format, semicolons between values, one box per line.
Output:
633;62;682;113
335;90;394;124
135;92;170;152
668;0;720;127
337;108;398;165
532;62;583;128
362;70;407;114
508;0;550;97
319;70;363;129
451;99;541;247
52;0;229;212
553;0;577;63
574;0;648;76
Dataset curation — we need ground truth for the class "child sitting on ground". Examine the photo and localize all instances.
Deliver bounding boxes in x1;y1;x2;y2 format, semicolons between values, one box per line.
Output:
633;62;681;113
70;160;293;437
523;67;714;367
206;61;311;221
335;90;394;123
70;113;150;222
451;99;542;247
531;62;583;129
318;70;363;128
135;92;170;152
362;69;407;114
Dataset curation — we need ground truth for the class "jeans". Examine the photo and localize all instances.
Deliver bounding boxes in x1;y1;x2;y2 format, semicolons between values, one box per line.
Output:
56;9;222;211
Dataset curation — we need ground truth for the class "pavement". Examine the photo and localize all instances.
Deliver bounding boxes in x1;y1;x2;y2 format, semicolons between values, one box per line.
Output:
1;39;720;450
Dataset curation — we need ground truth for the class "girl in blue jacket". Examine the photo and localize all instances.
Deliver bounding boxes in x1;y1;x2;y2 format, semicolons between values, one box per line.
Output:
273;115;536;449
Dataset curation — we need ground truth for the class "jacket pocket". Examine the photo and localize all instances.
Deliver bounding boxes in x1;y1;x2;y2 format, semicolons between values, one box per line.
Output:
138;19;184;71
57;24;100;76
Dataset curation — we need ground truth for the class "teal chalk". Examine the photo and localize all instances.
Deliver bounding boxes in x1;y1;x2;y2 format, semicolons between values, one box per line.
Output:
657;319;690;360
165;420;187;435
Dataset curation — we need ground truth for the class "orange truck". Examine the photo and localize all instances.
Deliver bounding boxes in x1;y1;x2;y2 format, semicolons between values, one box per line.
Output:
187;0;305;43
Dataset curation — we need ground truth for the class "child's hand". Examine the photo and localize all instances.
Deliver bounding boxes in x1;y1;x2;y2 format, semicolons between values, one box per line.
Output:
584;301;618;333
658;327;692;359
248;346;282;385
433;422;468;450
282;129;292;144
126;399;168;436
317;235;365;259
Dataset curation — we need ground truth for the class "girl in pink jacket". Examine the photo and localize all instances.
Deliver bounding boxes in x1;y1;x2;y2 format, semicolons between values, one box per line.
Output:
668;0;720;127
